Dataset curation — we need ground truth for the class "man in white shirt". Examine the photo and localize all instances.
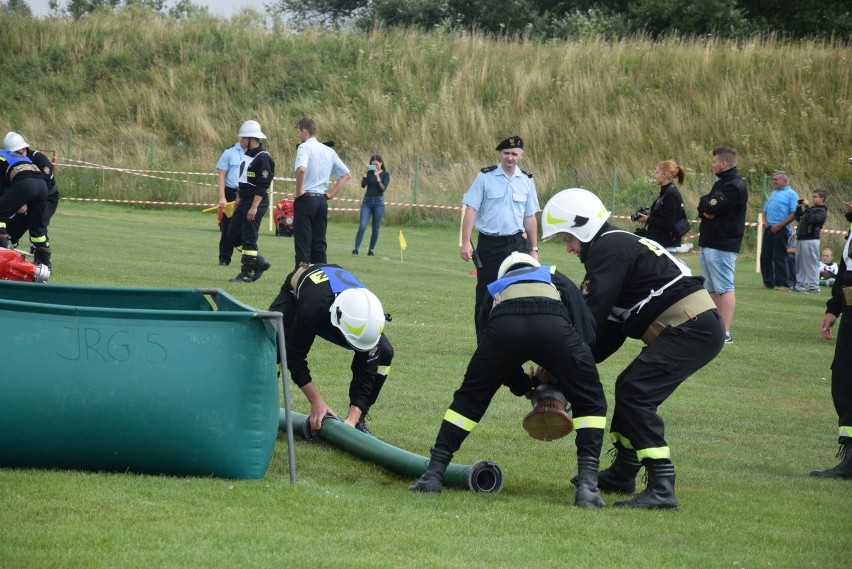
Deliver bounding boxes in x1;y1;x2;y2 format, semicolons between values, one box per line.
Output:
293;117;351;267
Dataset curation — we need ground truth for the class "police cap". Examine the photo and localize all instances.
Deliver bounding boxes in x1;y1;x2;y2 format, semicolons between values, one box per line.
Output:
496;136;524;151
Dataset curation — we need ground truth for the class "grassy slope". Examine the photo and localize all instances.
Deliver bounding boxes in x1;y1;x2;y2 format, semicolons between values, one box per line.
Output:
0;203;847;568
0;10;850;218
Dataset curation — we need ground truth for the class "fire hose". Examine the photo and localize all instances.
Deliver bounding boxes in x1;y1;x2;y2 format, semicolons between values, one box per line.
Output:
278;409;504;493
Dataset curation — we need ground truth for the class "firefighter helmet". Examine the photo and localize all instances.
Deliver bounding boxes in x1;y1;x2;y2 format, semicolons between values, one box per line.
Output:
330;288;385;352
497;251;540;279
541;188;610;243
238;120;266;139
3;132;29;152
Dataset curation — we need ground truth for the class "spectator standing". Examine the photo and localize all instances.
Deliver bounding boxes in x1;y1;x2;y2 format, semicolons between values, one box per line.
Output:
812;200;852;479
634;160;689;251
215;136;245;266
460;135;540;341
293;117;351;268
2;132;58;268
541;189;725;509
227;120;274;283
352;154;390;256
760;171;798;290
697;146;749;345
409;252;608;508
819;248;838;287
792;190;828;293
269;263;393;435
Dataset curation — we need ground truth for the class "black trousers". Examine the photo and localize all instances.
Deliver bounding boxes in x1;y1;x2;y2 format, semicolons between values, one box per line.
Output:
435;309;607;460
832;305;852;442
0;177;48;242
228;194;268;254
473;232;528;340
760;228;791;287
293;194;328;267
609;309;724;458
218;187;238;263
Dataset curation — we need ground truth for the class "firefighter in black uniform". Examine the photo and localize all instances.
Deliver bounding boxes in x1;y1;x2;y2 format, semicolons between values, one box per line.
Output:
409;252;609;508
3;133;59;267
542;188;725;509
270;263;394;435
812;200;852;479
0;149;48;265
228;120;273;283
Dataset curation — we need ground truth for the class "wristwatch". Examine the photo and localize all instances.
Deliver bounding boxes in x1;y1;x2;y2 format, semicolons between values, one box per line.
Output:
531;247;539;252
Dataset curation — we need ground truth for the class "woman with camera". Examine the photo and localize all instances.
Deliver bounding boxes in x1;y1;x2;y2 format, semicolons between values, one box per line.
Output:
353;154;390;256
635;160;690;251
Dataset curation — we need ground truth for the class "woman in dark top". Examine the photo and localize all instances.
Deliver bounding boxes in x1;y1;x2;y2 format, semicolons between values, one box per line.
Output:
636;160;689;251
353;154;390;256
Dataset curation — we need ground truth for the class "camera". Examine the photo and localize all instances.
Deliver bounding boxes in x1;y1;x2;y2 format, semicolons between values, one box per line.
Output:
368;164;376;171
630;206;649;222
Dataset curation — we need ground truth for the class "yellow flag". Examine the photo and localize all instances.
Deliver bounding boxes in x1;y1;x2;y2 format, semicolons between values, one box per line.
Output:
399;230;408;251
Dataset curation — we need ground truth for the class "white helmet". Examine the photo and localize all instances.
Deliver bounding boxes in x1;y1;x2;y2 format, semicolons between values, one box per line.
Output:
238;120;266;139
3;132;29;152
541;188;611;243
329;288;385;352
497;251;540;279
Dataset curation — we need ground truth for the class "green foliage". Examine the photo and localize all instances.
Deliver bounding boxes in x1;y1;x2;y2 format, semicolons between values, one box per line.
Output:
0;0;32;16
0;202;847;568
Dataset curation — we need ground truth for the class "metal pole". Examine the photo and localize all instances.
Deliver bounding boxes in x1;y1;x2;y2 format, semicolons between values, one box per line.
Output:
269;311;297;484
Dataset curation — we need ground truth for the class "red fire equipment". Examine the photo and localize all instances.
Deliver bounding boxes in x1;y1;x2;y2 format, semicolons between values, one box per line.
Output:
0;248;50;283
274;199;295;237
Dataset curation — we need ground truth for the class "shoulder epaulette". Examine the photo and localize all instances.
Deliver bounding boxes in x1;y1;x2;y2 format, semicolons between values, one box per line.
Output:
480;165;498;173
521;168;533;179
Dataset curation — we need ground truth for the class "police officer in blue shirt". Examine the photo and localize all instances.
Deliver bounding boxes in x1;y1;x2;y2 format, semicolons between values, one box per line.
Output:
460;135;540;341
215;135;245;266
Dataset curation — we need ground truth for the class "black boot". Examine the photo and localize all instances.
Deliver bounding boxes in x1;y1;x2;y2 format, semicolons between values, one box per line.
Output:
574;456;605;508
571;442;641;493
33;246;52;269
355;410;373;437
810;440;852;479
613;459;678;510
409;448;452;493
229;255;256;283
251;254;271;282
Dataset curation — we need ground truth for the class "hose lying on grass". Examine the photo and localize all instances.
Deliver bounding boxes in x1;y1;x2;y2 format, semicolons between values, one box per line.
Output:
278;409;504;492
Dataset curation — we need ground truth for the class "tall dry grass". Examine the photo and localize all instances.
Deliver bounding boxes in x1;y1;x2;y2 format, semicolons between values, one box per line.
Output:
1;11;849;219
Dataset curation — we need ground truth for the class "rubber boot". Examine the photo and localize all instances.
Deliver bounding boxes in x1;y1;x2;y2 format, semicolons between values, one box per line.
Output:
571;442;641;493
574;456;605;508
810;440;852;479
613;459;678;510
33;246;52;270
251;254;271;282
229;255;256;283
409;448;452;493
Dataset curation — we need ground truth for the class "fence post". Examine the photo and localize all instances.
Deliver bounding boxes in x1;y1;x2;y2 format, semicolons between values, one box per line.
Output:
412;155;420;205
610;167;618;212
149;136;157;170
66;130;73;160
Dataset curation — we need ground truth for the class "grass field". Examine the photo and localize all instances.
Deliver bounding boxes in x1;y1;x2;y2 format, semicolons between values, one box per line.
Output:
0;202;848;568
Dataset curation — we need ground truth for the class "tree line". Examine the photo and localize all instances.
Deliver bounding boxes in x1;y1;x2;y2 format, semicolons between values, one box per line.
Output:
2;0;850;40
